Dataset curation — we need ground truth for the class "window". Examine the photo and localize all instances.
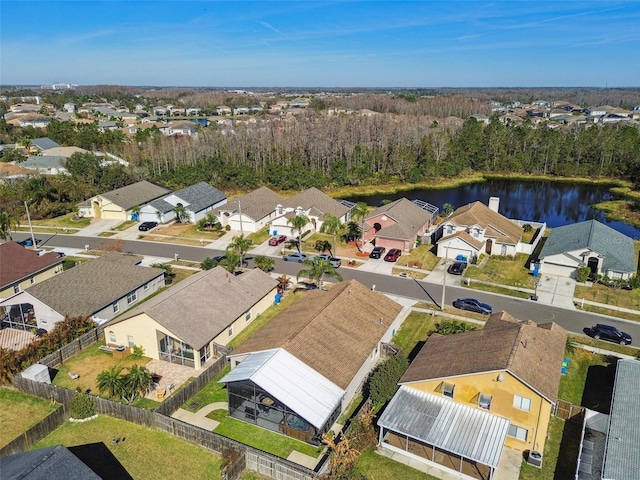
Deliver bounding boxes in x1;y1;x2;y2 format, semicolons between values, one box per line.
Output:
13;284;19;294
127;336;134;347
478;393;492;410
245;310;251;322
127;291;137;304
507;424;528;441
228;325;234;337
109;331;116;343
514;395;532;412
144;282;149;291
442;382;454;398
501;244;507;255
30;276;35;284
113;302;119;314
447;225;453;234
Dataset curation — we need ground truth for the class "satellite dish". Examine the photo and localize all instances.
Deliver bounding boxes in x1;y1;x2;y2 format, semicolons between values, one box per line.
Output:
497;374;505;382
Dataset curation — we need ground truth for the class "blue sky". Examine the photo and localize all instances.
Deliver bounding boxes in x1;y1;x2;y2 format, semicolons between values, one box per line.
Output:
2;1;639;87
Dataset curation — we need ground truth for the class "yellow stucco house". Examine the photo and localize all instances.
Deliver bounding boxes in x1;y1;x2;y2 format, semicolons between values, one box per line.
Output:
378;311;567;480
105;267;278;369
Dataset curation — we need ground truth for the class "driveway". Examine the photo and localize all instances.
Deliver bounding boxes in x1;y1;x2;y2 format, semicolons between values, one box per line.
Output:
533;273;576;309
74;218;122;236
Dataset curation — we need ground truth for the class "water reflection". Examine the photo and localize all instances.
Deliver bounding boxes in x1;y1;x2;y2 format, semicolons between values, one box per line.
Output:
346;179;640;238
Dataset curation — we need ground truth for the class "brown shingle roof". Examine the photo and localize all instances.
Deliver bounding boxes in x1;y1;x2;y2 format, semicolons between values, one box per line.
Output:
368;198;433;240
25;253;164;318
400;311;567;403
99;181;170;211
283;187;349;219
226;187;285;221
232;279;403;389
108;267;278;350
447;202;522;244
0;242;63;289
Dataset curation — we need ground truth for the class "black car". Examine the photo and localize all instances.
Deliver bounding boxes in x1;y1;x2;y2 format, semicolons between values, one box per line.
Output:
369;246;386;259
590;324;632;345
453;298;493;315
447;261;467;275
138;221;158;231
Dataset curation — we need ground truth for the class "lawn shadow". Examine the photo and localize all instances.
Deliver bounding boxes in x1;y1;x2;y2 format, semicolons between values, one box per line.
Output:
553;419;583;480
406;340;426;363
581;356;618;414
69;442;133;480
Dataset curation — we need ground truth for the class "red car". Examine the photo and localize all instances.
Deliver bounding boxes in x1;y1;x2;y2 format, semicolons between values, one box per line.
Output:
384;248;402;262
268;234;287;246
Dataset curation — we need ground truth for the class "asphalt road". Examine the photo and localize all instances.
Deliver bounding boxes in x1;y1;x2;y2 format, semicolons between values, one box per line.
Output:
14;232;640;347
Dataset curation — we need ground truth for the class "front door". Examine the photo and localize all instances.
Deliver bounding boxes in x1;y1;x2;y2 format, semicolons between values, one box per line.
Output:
486;239;493;255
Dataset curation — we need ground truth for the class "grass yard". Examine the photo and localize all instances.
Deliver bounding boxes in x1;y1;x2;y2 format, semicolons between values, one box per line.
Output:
574;282;640;316
354;448;439;480
246;226;271;246
111;220;136;231
150;222;227;240
51;342;151;396
182;366;231;411
0;388;60;447
570;335;639;357
30;212;91;229
34;415;223;480
396;245;440;271
213;415;324;459
463;281;532;299
465;253;534;287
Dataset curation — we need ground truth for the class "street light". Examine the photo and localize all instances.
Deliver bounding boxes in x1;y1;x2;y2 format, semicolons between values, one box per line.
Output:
24;200;36;247
441;245;449;311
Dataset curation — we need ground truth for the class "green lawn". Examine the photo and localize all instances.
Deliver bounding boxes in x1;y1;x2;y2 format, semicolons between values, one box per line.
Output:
396;245;441;271
0;388;60;447
463;281;532;299
34;415;223;480
465;253;534;287
181;366;231;411
354;448;439;479
29;212;91;229
558;345;614;406
574;282;640;318
214;415;324;459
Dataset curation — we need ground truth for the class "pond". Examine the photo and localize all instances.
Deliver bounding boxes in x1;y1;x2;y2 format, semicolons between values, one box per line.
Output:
346;179;640;238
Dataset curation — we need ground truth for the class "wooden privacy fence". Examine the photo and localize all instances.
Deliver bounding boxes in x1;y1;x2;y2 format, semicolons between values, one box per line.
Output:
38;328;104;368
0;405;67;457
555;399;585;423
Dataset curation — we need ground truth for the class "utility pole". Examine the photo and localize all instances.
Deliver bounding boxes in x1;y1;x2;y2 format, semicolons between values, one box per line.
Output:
24;200;36;247
441;245;449;311
238;200;244;236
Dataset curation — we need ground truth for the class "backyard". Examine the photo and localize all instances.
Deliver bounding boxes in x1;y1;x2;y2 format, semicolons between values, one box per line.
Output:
0;388;60;447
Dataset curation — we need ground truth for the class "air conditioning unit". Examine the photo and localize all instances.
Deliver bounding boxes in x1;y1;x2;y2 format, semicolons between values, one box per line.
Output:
527;450;543;468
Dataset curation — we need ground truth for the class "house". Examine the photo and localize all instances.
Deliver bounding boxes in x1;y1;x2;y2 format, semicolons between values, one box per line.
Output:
221;279;404;444
77;180;171;220
378;311;567;480
105;267;278;369
29;137;60;152
20;156;68;175
536;219;637;280
218;186;286;233
363;198;437;252
40;146;89;158
269;187;352;239
19;117;51;128
160;120;198;137
436;198;524;260
0;242;64;301
138;181;227;224
0;253;165;331
216;106;232;116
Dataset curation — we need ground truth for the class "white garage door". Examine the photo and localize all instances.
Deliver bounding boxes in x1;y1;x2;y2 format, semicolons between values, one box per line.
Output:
542;263;576;278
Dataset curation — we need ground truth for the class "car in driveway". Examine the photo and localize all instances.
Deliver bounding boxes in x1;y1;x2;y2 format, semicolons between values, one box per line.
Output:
590;324;632;345
138;221;158;231
447;261;467;275
315;254;341;268
384;248;402;262
268;234;287;246
282;252;308;263
453;298;493;315
369;246;386;259
292;282;319;292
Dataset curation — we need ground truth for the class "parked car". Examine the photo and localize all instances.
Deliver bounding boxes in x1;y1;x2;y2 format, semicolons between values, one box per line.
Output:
590;324;632;345
453;298;493;315
369;246;386;259
447;261;467;275
282;253;308;263
138;221;158;231
384;248;402;262
268;234;287;246
316;254;341;268
293;282;318;292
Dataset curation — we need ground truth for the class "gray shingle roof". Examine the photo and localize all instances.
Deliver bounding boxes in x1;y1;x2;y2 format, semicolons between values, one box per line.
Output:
0;445;102;480
24;253;164;317
22;156;67;168
146;198;174;214
30;137;60;150
225;186;285;221
538;220;636;274
171;181;226;213
108;267;278;350
100;181;171;211
283;187;349;219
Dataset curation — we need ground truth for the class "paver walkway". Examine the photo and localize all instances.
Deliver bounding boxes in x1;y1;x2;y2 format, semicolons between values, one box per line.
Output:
171;401;228;431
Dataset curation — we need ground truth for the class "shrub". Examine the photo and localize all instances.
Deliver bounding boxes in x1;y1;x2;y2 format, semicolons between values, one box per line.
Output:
201;257;217;270
576;266;591;283
366;356;408;406
225;225;231;231
131;345;145;358
70;392;96;419
522;223;533;233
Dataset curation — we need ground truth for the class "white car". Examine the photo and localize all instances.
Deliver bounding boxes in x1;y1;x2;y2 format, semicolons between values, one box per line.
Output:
315;254;341;268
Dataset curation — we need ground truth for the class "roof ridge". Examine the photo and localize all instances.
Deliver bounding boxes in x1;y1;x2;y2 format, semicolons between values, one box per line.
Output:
506;323;526;369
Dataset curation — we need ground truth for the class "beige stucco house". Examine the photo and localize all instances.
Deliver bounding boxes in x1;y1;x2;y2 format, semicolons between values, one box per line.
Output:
77;180;171;220
218;187;286;233
105;267;278;369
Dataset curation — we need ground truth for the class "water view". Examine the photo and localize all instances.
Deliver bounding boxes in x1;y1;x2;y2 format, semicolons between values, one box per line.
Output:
346;179;640;239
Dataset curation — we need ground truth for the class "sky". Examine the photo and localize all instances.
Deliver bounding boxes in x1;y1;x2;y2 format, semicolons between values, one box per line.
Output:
2;1;640;88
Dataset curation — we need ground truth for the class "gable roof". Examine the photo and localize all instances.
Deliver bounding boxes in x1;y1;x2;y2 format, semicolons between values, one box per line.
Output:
367;198;433;240
0;445;101;480
221;348;343;429
30;137;60;151
99;181;171;211
224;186;286;221
232;279;402;389
171;181;226;213
400;311;567;403
0;242;63;289
538;220;636;273
40;146;88;157
19;253;164;318
447;201;522;244
108;267;277;350
283;187;349;219
22;156;67;169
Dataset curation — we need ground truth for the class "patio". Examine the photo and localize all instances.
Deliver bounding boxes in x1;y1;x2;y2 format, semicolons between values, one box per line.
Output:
143;358;200;401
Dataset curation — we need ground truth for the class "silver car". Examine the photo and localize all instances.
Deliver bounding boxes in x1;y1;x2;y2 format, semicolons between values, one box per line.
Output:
282;253;308;263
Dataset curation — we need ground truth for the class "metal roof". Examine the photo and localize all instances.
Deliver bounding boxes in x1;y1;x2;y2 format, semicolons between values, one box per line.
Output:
602;359;640;480
221;348;344;429
378;386;509;468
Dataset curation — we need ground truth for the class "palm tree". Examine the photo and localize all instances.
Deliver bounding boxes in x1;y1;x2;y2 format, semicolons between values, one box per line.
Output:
319;214;342;256
172;204;189;223
229;234;253;269
341;221;361;244
122;364;153;403
253;255;275;272
287;214;310;252
96;366;124;400
220;248;242;273
297;256;343;287
0;211;19;240
350;202;369;251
